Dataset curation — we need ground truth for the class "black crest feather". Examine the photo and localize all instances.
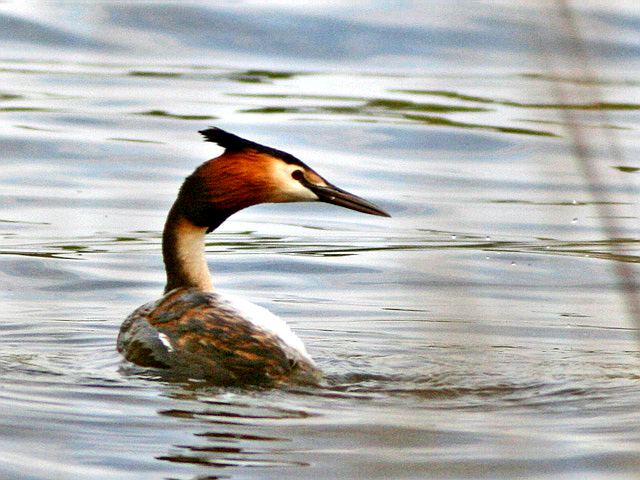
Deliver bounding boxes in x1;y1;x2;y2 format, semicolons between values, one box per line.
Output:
198;127;306;167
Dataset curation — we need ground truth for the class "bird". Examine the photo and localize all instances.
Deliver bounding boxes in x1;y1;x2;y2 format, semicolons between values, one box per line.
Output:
117;127;390;386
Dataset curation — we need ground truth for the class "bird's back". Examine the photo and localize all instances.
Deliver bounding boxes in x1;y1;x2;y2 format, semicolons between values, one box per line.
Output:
117;288;320;386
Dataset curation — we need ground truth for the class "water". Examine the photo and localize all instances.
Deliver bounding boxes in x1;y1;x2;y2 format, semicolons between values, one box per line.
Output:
2;1;640;479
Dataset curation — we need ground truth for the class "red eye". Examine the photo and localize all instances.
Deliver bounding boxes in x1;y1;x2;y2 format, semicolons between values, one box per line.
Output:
291;170;304;180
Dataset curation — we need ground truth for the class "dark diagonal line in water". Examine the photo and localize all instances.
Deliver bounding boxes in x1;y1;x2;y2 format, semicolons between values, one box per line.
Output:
546;1;640;337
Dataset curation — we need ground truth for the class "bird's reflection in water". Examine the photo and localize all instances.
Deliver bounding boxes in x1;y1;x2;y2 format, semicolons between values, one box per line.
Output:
154;383;313;475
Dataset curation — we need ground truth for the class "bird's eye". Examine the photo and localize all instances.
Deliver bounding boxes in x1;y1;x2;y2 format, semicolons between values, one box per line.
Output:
291;170;304;181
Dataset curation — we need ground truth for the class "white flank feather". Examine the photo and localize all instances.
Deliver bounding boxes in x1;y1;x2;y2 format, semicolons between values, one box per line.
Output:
218;292;312;361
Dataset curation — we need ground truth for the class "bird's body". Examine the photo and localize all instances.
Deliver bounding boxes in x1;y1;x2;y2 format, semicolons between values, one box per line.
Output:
118;287;319;385
117;128;389;386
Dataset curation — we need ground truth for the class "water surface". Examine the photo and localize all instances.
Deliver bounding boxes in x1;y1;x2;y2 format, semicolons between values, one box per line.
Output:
2;2;640;479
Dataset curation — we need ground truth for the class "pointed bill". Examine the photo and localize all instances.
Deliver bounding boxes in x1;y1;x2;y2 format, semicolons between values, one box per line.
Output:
307;183;390;217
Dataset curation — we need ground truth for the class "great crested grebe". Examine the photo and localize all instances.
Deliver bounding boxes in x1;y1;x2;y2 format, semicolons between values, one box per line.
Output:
117;127;389;385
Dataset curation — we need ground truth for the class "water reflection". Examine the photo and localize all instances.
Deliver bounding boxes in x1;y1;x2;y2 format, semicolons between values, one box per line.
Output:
153;387;314;473
136;110;218;121
235;92;559;136
401;88;640;110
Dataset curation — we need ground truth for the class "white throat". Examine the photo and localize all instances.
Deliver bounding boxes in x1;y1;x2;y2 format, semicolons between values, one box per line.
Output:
163;209;213;292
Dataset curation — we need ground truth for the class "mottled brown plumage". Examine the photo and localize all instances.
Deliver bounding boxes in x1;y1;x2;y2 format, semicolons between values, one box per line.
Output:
118;288;319;385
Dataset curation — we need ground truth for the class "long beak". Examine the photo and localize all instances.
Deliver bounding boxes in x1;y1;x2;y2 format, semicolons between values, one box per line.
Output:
308;182;391;217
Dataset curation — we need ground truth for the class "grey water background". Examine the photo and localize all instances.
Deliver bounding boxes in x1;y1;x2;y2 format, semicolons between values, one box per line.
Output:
2;1;640;478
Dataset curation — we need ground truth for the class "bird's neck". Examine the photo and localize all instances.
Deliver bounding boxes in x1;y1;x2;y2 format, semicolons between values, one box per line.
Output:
162;203;218;293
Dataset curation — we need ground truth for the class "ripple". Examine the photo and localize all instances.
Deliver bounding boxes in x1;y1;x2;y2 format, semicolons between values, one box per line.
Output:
135;110;218;121
396;88;640;110
234;93;557;136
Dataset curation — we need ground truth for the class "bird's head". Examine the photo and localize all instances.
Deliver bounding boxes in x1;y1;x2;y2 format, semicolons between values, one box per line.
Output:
174;127;390;231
